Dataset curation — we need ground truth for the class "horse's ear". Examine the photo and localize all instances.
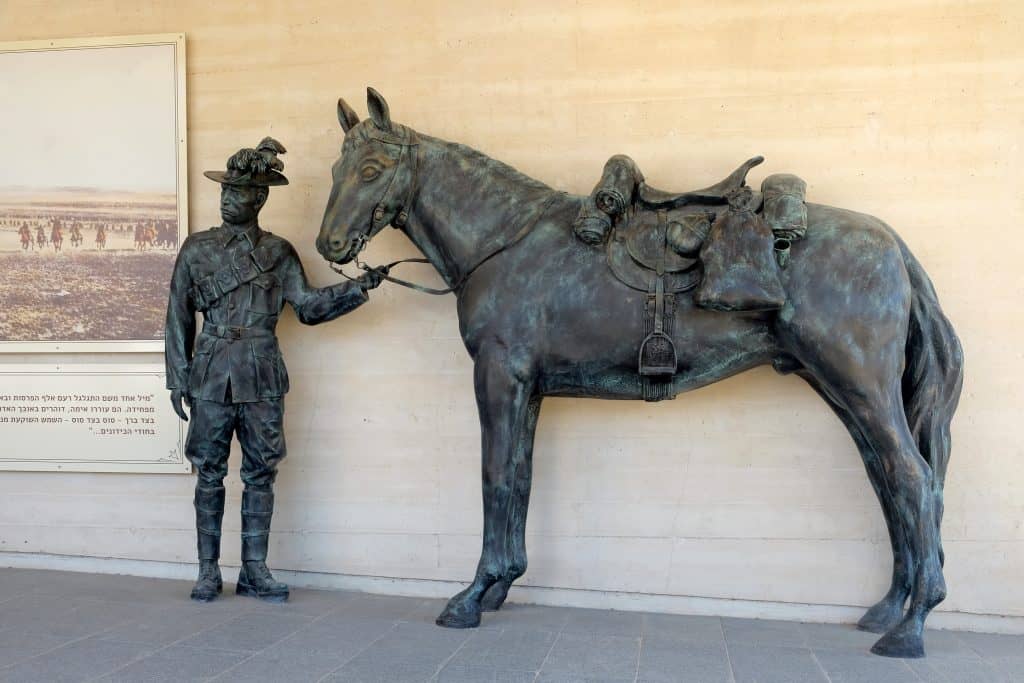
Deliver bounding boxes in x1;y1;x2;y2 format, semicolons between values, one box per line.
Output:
337;98;360;133
366;87;392;132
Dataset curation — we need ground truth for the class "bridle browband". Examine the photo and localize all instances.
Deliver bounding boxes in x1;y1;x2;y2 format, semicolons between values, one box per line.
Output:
331;124;556;296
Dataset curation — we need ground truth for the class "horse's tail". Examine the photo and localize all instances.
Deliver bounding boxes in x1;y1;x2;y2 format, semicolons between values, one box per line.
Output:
896;234;963;560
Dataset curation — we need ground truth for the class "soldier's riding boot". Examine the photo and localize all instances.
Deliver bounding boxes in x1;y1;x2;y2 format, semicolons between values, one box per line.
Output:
237;489;289;602
190;484;225;602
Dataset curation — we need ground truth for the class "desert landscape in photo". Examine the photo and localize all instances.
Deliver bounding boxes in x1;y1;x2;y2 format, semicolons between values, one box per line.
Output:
0;187;178;341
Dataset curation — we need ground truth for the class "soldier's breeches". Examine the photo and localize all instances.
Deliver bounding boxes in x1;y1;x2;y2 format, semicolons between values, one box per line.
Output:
184;398;286;489
236;399;286;489
185;400;234;486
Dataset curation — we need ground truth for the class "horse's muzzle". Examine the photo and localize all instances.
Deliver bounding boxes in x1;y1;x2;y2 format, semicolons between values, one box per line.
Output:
316;231;364;265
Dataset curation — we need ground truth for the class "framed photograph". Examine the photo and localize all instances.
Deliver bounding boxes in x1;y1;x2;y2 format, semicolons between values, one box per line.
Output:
0;33;187;352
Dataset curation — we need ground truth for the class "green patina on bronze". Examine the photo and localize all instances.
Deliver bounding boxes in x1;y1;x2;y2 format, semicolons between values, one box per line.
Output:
316;89;962;659
165;138;383;604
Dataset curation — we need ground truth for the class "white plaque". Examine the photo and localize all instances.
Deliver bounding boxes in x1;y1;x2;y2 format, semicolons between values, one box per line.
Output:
0;364;188;473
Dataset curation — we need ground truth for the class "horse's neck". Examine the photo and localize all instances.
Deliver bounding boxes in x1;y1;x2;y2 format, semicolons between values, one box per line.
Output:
403;135;556;287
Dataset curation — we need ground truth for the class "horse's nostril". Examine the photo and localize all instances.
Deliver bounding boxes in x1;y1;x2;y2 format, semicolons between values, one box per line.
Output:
329;238;345;250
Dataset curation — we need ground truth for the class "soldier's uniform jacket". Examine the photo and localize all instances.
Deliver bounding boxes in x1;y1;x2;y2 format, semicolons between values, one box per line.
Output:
165;223;368;402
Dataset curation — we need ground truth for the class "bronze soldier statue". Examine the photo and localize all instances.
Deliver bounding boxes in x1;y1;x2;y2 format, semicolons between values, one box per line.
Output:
165;137;382;603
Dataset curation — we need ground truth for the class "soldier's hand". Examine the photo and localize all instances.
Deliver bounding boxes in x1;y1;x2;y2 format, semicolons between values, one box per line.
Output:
170;389;191;422
356;268;386;290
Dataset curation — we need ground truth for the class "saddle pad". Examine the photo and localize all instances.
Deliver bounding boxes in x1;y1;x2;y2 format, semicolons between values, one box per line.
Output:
607;231;702;293
622;207;699;273
606;205;703;292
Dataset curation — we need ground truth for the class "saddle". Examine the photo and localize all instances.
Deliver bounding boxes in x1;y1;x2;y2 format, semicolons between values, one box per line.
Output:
577;155;804;390
638;156;765;209
574;155;764;245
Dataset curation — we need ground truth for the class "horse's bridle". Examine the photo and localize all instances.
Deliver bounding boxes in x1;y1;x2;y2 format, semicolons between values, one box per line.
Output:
331;124;556;296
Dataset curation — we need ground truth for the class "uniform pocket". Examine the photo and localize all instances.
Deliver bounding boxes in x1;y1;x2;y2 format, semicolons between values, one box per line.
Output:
187;334;217;388
193;333;217;356
251;338;283;397
248;274;281;315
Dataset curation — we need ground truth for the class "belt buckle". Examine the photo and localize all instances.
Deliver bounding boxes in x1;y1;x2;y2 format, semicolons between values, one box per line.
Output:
225;326;244;340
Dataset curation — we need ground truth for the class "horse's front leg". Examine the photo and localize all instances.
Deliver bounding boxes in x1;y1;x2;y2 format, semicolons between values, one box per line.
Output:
481;395;542;612
436;347;535;629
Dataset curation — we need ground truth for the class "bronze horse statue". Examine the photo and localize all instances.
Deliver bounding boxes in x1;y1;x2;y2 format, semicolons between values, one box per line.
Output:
316;89;963;659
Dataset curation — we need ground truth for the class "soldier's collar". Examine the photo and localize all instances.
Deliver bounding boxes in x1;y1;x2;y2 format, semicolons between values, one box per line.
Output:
220;222;261;248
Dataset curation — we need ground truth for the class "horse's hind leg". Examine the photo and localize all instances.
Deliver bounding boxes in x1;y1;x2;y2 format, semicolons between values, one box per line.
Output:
481;395;542;612
800;374;911;633
436;347;535;629
842;383;944;658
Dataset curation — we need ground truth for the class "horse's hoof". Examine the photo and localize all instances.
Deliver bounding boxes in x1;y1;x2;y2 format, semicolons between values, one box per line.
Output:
436;600;482;629
870;624;925;659
480;581;509;612
856;598;905;634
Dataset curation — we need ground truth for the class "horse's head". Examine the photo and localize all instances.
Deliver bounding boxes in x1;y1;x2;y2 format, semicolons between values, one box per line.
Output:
316;88;419;264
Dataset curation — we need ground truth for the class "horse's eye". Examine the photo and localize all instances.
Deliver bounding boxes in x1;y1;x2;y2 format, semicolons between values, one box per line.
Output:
360;165;381;181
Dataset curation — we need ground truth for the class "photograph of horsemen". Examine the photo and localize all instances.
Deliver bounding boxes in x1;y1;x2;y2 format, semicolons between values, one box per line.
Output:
0;36;185;344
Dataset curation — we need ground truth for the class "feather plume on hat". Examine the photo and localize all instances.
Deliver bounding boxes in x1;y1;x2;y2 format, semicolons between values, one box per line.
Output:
205;137;289;186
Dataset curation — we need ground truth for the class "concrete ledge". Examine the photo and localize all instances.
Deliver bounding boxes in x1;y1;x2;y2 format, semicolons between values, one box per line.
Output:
3;550;1022;635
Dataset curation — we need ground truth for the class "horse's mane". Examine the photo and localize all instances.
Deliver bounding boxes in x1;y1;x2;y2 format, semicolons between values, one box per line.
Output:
348;118;554;195
419;132;553;194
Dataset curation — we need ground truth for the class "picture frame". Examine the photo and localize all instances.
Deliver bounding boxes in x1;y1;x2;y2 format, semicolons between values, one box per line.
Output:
0;33;188;352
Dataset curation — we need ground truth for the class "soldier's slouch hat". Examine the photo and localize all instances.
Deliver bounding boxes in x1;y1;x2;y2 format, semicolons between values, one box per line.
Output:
204;137;289;187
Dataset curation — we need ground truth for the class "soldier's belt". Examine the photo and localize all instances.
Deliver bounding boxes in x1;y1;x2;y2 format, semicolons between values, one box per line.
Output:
193;242;279;311
201;322;275;340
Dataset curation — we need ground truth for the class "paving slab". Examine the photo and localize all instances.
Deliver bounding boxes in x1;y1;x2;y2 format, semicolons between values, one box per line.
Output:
177;611;314;652
209;644;349;682
0;628;76;669
636;636;732;683
722;616;810;648
641;612;725;644
323;620;471;682
727;643;829;683
0;635;155;683
448;626;560;671
813;647;921;683
98;643;250;682
538;632;642;681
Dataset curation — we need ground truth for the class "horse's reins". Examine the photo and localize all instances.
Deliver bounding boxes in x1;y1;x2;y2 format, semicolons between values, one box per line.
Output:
330;124;556;296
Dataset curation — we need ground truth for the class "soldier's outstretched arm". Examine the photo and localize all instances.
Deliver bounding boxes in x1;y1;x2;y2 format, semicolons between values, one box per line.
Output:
281;243;381;325
165;245;196;421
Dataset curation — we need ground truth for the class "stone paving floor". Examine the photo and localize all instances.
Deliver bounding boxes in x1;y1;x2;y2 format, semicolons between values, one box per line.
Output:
0;568;1021;682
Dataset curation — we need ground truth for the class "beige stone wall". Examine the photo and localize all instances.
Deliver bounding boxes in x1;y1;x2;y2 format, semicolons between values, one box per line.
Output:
2;0;1022;624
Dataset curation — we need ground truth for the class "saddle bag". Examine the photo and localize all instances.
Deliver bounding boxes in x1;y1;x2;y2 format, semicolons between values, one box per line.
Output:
761;173;807;268
694;190;786;312
761;173;807;241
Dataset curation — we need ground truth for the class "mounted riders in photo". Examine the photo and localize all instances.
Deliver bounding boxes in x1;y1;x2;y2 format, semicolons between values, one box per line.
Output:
50;218;63;252
69;221;83;247
316;89;962;659
19;222;32;250
165;137;384;604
